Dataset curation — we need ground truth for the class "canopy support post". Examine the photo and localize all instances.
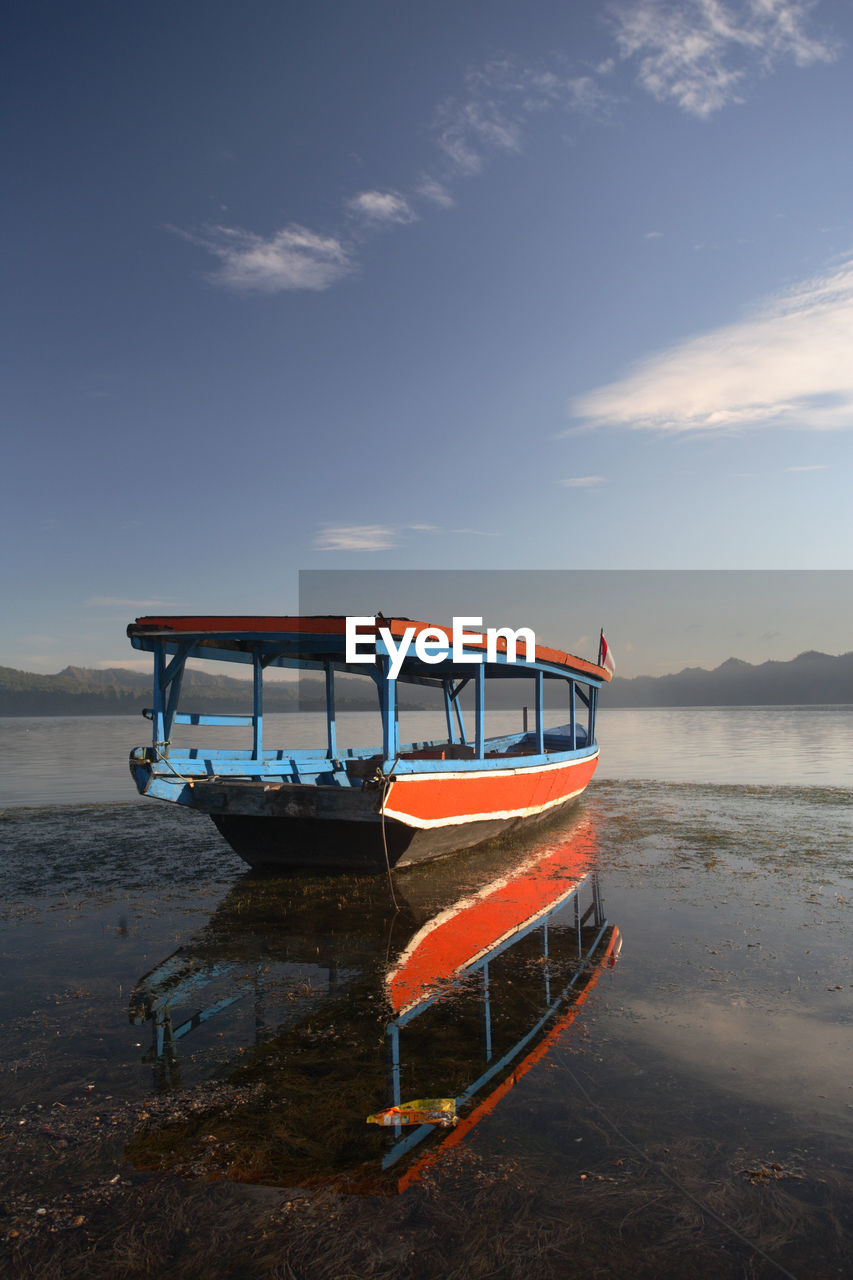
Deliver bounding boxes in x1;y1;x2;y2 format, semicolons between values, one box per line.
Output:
152;643;166;748
381;660;398;760
535;670;545;755
443;679;456;744
475;665;485;759
162;643;191;742
325;662;337;758
252;648;264;760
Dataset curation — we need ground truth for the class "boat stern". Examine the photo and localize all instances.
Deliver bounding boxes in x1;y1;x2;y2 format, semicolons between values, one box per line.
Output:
129;746;196;806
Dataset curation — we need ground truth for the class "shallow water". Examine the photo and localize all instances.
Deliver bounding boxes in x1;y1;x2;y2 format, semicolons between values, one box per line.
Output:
2;703;852;808
2;757;853;1277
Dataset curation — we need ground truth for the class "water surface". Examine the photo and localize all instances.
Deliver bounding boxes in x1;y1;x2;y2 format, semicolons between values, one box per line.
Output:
1;710;852;1278
2;703;852;807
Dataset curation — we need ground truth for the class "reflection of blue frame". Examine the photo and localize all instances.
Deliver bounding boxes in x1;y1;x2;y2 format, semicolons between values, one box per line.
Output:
130;953;255;1063
130;947;354;1080
382;876;609;1169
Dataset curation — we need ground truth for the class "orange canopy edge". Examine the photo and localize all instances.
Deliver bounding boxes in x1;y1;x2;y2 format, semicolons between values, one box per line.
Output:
129;615;612;682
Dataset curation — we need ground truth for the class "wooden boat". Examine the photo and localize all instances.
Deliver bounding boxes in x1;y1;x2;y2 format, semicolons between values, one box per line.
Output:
127;614;612;870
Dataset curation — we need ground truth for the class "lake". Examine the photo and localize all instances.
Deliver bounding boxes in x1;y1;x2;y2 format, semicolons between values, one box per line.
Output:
2;704;852;807
1;707;852;1278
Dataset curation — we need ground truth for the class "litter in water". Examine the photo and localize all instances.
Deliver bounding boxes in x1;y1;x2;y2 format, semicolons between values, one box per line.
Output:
367;1099;458;1127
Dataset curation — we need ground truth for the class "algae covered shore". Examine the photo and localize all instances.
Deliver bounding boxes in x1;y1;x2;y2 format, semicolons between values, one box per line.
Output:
2;781;852;1279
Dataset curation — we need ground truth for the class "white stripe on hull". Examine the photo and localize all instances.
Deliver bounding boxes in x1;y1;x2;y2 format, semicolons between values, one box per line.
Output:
382;778;594;830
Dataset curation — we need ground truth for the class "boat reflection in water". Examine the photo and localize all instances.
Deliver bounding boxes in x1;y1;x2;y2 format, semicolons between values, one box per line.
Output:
127;814;620;1191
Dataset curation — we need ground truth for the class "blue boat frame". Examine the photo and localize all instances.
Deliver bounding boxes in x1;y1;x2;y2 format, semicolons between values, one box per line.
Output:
128;620;606;802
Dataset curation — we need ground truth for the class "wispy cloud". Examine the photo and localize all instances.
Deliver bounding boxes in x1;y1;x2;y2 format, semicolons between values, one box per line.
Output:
433;58;611;176
174;57;612;293
313;523;497;550
174;3;837;292
416;177;455;208
570;255;853;433
87;596;177;608
435;91;524;175
315;525;399;551
560;475;607;487
785;463;828;471
613;0;837;118
175;223;353;293
346;190;416;224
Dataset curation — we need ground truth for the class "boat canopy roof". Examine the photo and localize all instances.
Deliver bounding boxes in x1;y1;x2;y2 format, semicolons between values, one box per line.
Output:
127;615;612;686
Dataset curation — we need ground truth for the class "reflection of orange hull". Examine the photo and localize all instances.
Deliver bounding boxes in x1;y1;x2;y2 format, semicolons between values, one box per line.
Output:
397;924;621;1194
388;819;597;1015
126;809;618;1197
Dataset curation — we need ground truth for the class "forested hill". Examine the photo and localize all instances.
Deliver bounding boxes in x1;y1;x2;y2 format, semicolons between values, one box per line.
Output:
0;665;293;716
0;665;425;715
600;650;853;707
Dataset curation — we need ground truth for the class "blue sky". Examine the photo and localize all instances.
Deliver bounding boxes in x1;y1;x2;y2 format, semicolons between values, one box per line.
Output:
3;0;852;674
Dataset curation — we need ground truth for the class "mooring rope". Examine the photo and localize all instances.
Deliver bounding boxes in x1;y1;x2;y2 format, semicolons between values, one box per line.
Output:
151;742;193;786
377;758;400;911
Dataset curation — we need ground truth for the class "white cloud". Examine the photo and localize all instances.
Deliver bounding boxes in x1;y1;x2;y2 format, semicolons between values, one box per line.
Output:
313;523;498;549
315;525;399;551
435;101;519;175
570;255;853;433
416;177;455;208
785;463;828;471
613;0;838;117
346;190;416;224
560;475;607;487
645;230;663;238
433;59;611;177
561;74;610;114
174;6;837;294
176;223;352;293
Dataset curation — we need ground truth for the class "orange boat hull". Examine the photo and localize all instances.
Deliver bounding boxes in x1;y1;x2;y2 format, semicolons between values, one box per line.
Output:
205;750;600;870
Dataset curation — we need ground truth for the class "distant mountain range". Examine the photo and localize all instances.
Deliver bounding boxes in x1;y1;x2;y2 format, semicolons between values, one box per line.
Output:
600;649;853;707
0;650;851;715
0;664;424;716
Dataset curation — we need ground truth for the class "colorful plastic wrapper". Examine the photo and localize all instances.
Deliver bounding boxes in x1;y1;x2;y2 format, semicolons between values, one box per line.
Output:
367;1098;458;1127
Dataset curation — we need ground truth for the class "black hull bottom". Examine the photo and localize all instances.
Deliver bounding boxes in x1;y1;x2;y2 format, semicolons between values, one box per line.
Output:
211;799;582;872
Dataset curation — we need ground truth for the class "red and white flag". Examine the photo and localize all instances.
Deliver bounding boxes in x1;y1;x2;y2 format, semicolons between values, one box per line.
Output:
598;630;616;677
